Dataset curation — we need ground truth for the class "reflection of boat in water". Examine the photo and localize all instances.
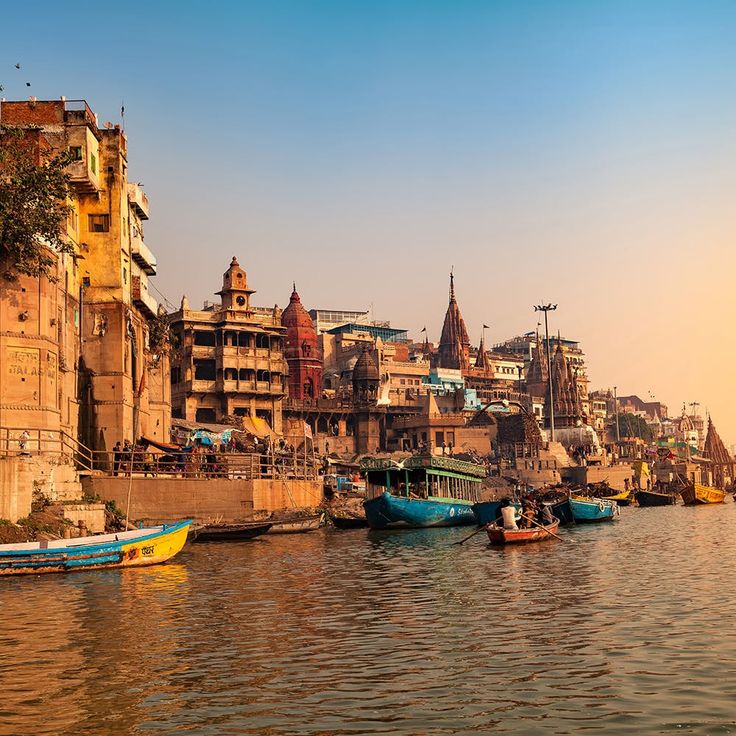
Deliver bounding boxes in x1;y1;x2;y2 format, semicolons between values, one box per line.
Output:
680;483;727;506
362;455;485;529
569;495;618;523
0;520;191;576
267;514;324;534
635;489;677;507
192;522;272;542
487;519;560;545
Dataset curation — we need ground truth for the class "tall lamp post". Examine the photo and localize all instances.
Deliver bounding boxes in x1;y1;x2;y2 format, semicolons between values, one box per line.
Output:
613;385;620;443
533;303;557;442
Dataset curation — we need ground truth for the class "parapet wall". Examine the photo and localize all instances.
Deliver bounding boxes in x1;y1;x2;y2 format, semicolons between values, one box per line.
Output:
82;476;323;525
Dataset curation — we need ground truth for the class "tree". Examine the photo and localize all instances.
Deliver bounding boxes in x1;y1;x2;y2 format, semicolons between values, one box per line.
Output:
0;126;73;281
617;412;654;442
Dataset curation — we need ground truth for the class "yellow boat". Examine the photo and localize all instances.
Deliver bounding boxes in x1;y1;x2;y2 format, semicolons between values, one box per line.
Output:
680;483;726;506
0;520;191;576
602;489;632;506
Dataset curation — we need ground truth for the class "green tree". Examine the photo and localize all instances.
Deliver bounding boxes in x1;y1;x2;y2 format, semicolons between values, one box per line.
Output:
617;412;654;442
0;126;73;281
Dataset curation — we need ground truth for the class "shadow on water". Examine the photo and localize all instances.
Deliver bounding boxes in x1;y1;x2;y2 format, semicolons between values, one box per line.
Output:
3;504;736;735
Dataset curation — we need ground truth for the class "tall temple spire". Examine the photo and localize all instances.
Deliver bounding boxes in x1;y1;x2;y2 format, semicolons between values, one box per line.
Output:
437;271;470;370
475;331;491;372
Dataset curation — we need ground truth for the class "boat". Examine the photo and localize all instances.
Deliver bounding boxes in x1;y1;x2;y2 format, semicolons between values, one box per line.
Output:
602;489;632;506
191;522;272;542
635;489;677;507
569;495;619;523
267;514;324;534
472;499;519;526
680;483;727;506
328;512;368;529
362;454;486;529
548;498;575;525
0;520;191;576
486;519;560;545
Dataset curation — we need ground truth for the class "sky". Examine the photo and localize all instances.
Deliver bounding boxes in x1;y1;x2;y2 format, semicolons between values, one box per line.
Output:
2;1;735;443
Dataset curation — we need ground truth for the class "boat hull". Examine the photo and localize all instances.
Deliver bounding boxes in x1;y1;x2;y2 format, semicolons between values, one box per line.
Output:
635;490;677;507
681;484;727;505
549;499;575;526
0;521;191;576
364;492;476;529
192;522;272;542
329;514;368;529
267;515;323;534
602;490;632;506
569;497;618;523
487;519;560;545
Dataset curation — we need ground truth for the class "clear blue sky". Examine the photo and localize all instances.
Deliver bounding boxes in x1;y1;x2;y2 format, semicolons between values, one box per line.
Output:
3;1;735;440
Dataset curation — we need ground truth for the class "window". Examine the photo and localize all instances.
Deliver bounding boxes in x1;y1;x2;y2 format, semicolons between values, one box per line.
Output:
69;146;83;161
170;366;181;384
90;152;97;174
194;331;216;347
88;214;110;232
67;208;78;233
195;408;216;423
435;431;445;446
193;359;216;381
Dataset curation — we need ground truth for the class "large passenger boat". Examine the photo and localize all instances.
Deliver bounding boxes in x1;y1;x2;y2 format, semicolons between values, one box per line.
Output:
362;455;486;529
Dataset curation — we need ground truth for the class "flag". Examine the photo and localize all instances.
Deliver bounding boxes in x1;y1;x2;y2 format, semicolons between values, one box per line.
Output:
483;324;490;329
421;326;427;333
303;421;312;439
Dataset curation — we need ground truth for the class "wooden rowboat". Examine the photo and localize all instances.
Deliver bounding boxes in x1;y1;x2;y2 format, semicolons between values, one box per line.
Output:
191;522;272;542
0;520;191;576
681;483;727;506
267;514;324;534
602;490;632;506
329;513;368;529
486;519;560;545
635;489;677;507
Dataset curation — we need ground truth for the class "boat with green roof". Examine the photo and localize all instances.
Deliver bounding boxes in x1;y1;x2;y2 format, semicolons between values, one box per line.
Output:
361;454;486;529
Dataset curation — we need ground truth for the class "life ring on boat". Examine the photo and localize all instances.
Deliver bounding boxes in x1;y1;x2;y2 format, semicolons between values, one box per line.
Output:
598;501;605;513
449;508;455;517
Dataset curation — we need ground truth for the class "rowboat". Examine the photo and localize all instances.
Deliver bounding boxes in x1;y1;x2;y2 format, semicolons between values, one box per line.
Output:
602;489;632;506
635;489;677;507
569;495;618;523
328;512;368;529
486;519;560;545
680;483;727;506
191;522;272;542
362;454;486;529
0;520;191;576
267;514;324;534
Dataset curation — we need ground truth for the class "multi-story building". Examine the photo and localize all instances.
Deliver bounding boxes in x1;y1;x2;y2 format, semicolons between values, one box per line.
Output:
168;258;286;432
0;98;170;453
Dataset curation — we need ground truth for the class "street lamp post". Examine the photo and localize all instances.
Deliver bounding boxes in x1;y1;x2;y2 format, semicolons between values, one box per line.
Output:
613;385;620;443
533;303;557;442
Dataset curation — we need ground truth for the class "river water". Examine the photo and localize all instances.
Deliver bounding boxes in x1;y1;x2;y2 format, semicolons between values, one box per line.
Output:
2;503;736;735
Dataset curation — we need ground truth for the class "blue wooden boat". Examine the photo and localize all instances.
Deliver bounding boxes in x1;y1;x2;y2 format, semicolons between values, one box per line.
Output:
569;495;619;523
549;498;575;526
0;520;191;576
362;454;486;529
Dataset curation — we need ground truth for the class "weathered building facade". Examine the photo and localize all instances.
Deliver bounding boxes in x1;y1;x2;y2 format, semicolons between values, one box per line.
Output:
168;258;286;432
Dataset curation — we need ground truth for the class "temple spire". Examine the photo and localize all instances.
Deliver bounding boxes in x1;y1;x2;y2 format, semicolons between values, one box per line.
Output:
449;269;455;302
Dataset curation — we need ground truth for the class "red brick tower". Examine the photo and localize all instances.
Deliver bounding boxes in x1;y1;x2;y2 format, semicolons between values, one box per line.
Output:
281;284;322;400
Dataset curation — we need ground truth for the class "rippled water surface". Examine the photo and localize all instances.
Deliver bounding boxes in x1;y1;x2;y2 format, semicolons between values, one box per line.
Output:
3;504;736;735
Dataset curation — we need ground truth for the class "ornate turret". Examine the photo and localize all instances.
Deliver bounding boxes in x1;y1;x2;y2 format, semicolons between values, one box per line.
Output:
545;338;582;428
281;283;322;400
704;416;734;488
352;344;379;403
437;271;470;371
217;256;255;312
526;329;548;396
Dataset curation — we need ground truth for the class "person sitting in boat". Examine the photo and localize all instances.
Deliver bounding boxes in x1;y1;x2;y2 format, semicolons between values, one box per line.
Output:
499;498;520;530
520;498;536;529
537;503;555;527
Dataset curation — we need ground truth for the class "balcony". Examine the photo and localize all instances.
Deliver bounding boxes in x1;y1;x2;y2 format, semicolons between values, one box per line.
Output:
131;275;158;319
127;183;150;220
131;234;157;275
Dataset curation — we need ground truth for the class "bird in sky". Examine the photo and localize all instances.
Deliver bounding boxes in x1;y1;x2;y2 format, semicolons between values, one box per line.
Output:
14;63;20;69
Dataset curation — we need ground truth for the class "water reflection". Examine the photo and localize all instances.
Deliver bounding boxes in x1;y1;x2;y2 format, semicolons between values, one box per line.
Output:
2;505;736;734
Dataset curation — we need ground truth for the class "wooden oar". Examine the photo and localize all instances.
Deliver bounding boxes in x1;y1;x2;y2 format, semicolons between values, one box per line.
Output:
453;517;501;545
520;512;565;542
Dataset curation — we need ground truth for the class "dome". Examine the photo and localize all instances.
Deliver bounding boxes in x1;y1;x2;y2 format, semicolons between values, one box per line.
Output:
281;285;315;333
353;345;379;382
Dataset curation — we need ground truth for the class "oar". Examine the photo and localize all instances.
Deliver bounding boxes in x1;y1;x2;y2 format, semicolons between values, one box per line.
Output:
453;517;501;545
520;512;565;542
